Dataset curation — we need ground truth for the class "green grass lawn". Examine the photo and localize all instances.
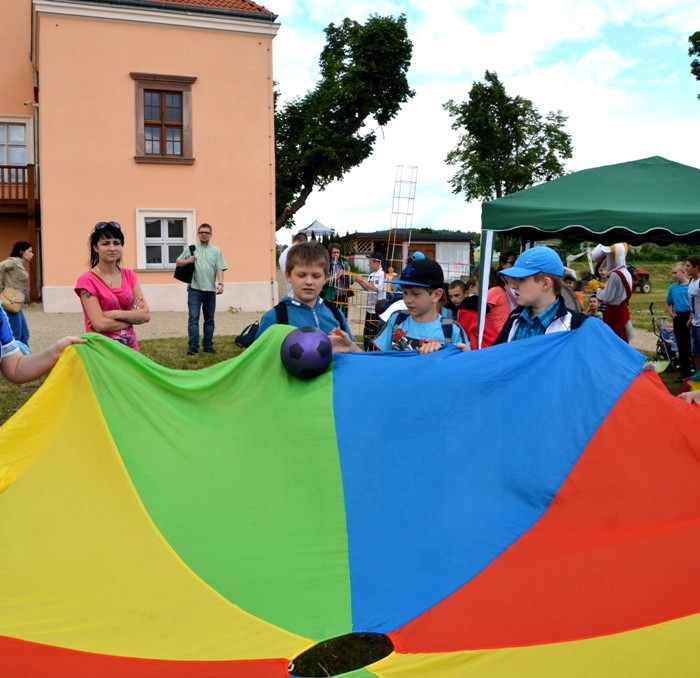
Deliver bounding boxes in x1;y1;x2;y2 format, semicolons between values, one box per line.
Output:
569;260;675;335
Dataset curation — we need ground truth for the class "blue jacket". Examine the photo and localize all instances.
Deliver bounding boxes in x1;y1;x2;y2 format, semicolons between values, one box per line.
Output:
255;296;353;340
495;295;589;344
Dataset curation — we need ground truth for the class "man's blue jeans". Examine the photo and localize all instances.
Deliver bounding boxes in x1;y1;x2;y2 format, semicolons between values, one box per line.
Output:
7;309;30;347
187;288;216;351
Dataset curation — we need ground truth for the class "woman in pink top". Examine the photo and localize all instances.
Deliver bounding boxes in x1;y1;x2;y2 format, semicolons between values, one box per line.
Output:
74;221;150;350
487;267;516;333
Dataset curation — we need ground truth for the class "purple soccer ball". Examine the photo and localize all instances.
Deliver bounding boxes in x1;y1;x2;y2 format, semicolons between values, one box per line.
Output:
280;326;333;380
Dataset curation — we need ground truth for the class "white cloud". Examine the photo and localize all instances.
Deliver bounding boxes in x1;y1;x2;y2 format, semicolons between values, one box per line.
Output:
273;1;700;245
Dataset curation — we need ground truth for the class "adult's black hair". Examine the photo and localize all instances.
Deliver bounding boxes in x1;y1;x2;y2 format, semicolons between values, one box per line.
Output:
497;251;517;271
489;267;505;288
10;241;32;258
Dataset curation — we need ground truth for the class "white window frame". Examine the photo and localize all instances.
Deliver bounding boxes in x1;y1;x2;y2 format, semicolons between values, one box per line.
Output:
0;115;34;166
135;208;196;270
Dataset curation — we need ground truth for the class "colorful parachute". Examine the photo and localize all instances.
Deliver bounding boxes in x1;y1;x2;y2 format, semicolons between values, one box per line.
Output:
2;321;700;677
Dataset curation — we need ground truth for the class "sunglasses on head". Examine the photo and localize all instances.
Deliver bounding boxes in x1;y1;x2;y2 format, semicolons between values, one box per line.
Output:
95;221;121;230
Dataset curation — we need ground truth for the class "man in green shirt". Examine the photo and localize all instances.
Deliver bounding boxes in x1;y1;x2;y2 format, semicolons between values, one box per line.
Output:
176;223;227;355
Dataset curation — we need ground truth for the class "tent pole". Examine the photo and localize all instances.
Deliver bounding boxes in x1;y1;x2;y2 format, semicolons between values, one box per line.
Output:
477;230;495;349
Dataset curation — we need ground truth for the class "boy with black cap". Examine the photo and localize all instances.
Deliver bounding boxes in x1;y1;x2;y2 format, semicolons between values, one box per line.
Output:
331;259;467;353
495;246;589;344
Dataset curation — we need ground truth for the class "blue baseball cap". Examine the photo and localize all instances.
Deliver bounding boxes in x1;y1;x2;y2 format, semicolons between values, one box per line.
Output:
411;251;426;261
499;247;564;278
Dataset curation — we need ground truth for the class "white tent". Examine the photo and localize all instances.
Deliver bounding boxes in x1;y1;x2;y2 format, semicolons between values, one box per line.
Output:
299;220;336;237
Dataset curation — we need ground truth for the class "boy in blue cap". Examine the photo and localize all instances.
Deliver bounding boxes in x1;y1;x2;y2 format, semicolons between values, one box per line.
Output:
331;259;467;353
495;246;590;344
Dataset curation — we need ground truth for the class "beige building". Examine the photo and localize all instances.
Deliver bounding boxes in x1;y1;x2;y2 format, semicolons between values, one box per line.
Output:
0;0;279;312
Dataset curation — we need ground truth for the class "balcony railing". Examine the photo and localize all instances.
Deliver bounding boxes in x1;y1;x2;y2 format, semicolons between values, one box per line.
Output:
0;165;36;202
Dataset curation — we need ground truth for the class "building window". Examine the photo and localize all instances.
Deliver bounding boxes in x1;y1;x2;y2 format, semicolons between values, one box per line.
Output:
131;73;196;165
0;122;26;165
135;209;196;270
144;90;183;156
0;117;35;195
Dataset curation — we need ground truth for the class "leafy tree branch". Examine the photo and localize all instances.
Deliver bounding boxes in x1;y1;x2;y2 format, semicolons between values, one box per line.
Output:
689;31;700;99
275;14;414;231
444;71;572;203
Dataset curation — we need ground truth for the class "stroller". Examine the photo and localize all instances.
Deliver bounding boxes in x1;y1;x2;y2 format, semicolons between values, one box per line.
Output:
649;303;680;371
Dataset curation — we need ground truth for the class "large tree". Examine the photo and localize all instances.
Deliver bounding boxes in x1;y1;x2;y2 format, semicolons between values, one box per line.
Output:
443;71;572;203
275;14;414;230
689;31;700;99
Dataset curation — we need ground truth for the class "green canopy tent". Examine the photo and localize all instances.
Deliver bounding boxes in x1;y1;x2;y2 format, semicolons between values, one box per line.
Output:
476;156;700;345
481;156;700;245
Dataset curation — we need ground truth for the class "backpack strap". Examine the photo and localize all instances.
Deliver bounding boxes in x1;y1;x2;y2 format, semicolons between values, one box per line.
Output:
274;302;289;325
325;300;344;326
441;317;454;344
393;311;454;343
570;312;589;330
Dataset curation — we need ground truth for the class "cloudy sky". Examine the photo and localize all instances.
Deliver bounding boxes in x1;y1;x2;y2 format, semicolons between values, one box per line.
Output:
270;1;699;244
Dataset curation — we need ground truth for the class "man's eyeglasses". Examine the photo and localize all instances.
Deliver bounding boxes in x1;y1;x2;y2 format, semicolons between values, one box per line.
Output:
95;221;121;230
198;231;212;235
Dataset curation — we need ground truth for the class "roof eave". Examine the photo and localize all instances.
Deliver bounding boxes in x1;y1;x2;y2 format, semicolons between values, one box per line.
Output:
56;0;278;22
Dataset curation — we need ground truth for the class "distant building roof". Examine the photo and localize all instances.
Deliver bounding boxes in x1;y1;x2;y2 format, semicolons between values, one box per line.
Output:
77;0;277;21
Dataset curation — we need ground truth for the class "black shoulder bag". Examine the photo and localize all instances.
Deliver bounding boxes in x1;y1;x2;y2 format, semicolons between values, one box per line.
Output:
174;245;196;283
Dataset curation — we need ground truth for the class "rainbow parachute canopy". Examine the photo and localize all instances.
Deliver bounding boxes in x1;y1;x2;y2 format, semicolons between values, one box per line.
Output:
2;321;700;676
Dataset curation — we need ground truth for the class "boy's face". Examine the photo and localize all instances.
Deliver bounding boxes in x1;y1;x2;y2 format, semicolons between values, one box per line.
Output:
684;261;699;279
588;297;599;311
403;286;441;320
448;287;466;305
285;264;329;305
671;266;685;282
508;274;553;311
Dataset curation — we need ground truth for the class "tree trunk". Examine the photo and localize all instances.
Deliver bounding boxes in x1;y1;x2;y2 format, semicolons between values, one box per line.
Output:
276;183;314;231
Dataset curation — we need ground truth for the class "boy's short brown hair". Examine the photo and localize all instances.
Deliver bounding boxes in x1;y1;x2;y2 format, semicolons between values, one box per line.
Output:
286;241;330;275
533;272;563;296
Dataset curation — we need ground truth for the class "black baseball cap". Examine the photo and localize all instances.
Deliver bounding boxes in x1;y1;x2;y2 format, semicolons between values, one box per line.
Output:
395;259;444;288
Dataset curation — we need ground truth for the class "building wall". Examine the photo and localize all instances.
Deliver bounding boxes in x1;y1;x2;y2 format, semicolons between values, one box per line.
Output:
0;0;35;113
435;242;473;280
0;0;38;280
34;2;278;312
347;237;473;278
